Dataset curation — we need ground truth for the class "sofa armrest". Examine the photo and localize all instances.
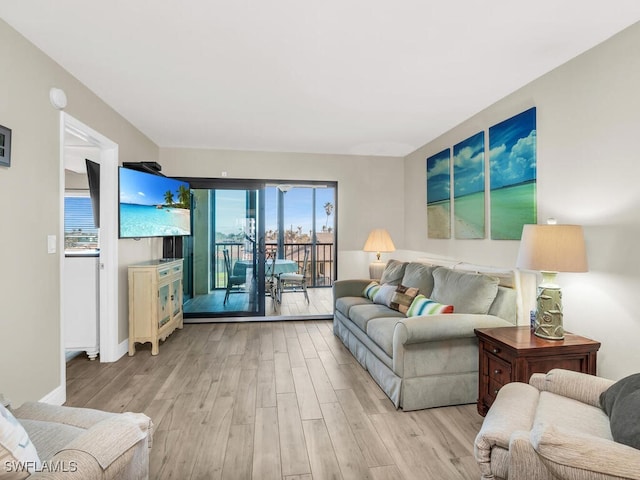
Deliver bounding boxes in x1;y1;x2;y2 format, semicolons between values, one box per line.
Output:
395;314;512;345
531;422;640;480
333;279;372;301
529;369;614;408
13;402;115;430
29;413;151;479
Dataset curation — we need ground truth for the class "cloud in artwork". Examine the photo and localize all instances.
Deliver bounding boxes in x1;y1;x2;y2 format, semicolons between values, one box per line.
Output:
427;149;451;204
428;156;450;176
454;133;485;197
490;129;536;189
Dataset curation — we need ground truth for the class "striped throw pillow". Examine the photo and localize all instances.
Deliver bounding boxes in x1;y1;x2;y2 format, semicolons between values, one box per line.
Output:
406;294;454;317
363;281;381;300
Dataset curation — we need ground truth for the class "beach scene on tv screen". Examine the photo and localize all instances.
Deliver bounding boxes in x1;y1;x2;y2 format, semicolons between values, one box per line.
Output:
119;168;191;237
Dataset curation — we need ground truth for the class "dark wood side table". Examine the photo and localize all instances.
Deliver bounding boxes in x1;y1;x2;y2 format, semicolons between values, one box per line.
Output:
474;326;601;416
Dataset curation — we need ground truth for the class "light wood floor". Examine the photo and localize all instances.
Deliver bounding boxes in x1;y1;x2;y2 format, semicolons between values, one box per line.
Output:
66;320;483;480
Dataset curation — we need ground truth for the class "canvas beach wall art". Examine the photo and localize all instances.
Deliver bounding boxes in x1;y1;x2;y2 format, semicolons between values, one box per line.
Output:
489;107;537;240
453;132;485;239
426;148;451;239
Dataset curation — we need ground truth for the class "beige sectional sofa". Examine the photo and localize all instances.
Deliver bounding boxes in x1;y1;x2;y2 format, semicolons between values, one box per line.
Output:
333;259;522;411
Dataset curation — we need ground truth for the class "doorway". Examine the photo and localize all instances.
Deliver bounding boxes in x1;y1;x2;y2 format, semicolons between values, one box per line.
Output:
59;113;120;401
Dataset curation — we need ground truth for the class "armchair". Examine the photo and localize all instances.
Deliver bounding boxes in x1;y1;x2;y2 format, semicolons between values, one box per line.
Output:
474;369;640;480
2;400;152;479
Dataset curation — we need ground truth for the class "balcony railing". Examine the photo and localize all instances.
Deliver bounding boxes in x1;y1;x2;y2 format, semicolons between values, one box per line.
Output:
213;242;334;289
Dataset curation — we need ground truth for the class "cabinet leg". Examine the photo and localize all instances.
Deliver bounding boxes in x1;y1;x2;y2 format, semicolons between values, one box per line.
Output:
86;349;99;361
152;340;159;355
128;341;136;356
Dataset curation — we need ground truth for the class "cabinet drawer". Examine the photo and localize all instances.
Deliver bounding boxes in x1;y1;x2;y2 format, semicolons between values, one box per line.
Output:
487;353;511;385
158;266;172;279
484;341;509;362
488;376;505;400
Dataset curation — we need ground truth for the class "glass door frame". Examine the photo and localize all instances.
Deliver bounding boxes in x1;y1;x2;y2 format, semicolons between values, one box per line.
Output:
180;177;267;319
178;177;338;320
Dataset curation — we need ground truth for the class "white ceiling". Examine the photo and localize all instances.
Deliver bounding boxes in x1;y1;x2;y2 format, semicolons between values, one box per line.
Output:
2;1;640;157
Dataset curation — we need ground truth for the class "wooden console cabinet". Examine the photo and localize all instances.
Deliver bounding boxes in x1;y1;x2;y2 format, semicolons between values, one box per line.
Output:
475;326;600;416
128;258;184;355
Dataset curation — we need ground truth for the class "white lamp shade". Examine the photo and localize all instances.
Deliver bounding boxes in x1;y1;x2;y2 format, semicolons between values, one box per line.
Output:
363;229;396;253
516;224;588;273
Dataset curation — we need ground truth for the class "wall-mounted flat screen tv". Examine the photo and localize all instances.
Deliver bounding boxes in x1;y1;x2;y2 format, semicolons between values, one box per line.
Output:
119;167;191;238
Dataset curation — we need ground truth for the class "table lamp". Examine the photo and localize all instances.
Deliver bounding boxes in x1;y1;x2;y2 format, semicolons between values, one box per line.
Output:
516;222;588;340
363;228;395;279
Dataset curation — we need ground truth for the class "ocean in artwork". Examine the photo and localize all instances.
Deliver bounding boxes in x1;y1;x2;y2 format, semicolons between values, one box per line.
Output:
453;191;485;239
120;203;190;237
454;132;485;239
489;181;536;240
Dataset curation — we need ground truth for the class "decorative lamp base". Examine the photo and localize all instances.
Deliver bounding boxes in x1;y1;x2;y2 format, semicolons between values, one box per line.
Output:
369;261;386;280
534;282;564;340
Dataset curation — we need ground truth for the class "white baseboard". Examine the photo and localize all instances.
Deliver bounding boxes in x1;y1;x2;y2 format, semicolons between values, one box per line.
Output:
116;338;129;359
40;384;65;406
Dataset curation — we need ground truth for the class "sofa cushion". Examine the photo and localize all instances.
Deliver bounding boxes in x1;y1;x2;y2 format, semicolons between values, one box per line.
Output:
599;373;640;449
335;296;372;318
400;262;437;297
349;304;404;332
366;317;402;357
363;281;380;300
379;260;408;286
406;294;454;316
431;267;499;315
390;285;419;314
0;404;41;475
373;284;397;307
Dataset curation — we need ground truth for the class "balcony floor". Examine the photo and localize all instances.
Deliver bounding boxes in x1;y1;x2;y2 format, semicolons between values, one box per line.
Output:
183;286;333;318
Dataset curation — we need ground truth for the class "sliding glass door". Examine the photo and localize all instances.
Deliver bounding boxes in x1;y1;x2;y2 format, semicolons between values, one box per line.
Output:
183;180;266;318
180;178;337;320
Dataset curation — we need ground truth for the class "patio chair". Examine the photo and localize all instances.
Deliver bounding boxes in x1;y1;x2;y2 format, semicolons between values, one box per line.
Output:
223;249;245;304
266;252;279;312
279;248;310;303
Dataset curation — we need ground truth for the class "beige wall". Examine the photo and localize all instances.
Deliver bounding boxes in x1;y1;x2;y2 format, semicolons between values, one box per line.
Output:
159;148;405;279
404;22;640;381
3;14;638;405
0;19;159;405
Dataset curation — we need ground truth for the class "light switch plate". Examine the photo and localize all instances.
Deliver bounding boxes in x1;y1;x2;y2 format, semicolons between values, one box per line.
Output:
47;234;57;254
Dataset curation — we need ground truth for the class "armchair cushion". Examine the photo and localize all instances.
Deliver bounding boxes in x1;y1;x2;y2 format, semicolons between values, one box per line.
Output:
599;373;640;449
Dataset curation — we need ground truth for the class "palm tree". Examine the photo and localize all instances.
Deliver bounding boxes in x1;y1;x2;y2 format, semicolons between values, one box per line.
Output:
164;190;174;206
177;185;190;208
324;202;334;228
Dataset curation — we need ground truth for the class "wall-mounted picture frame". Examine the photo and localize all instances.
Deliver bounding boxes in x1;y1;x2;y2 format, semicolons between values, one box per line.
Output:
426;148;452;239
489;107;537;239
453;131;485;239
0;125;12;167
